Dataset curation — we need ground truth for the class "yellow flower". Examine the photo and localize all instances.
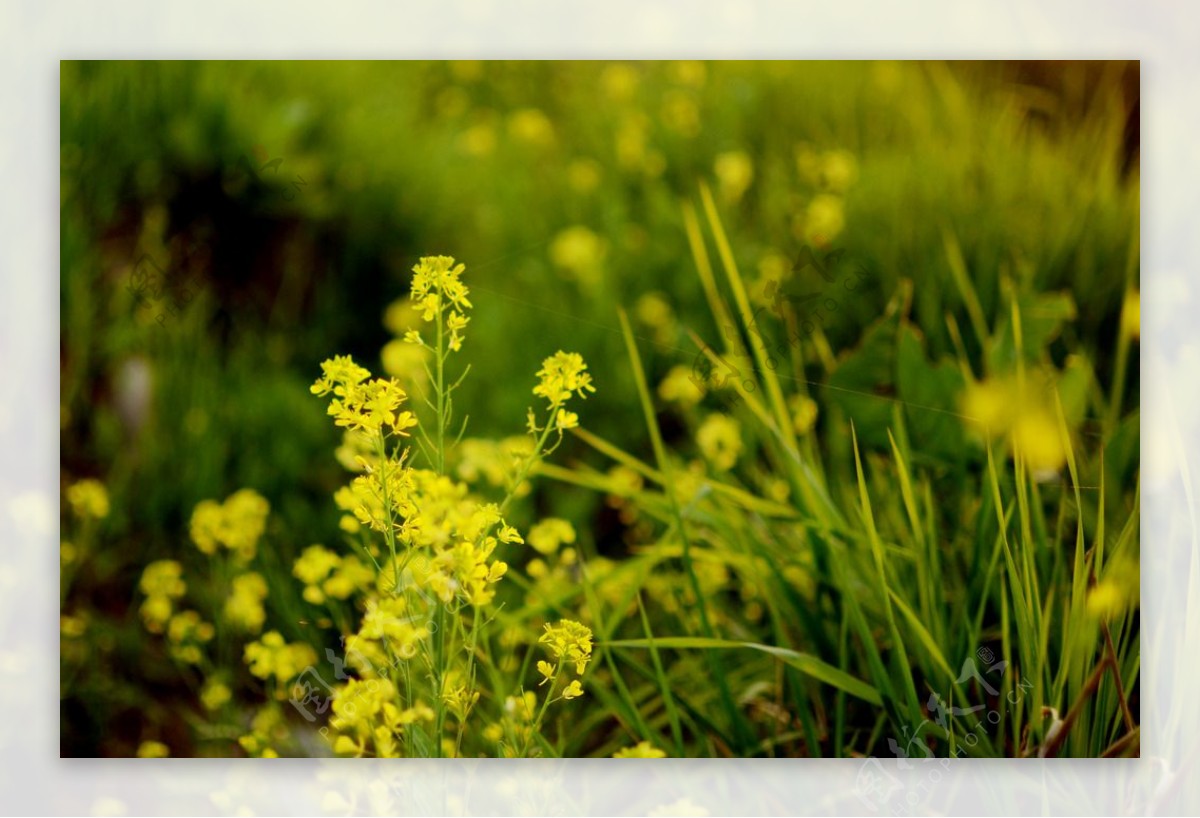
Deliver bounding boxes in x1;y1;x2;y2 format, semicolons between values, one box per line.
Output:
136;740;169;758
189;489;271;561
820;149;858;193
714;151;754;202
1011;408;1066;476
312;356;418;438
533;351;596;409
244;631;318;684
802;193;845;246
527;518;576;555
697;413;743;471
790;395;819;435
550;226;606;287
66;478;109;519
659;365;704;407
201;678;232;711
561;680;584;700
536;660;556;684
961;378;1015;436
139;560;186;599
540;619;593;675
671;60;707;87
410;255;471;322
166;610;215;664
600;63;640;102
382;338;429;387
567;158;602;193
508;108;556;148
613;741;666;758
224;572;269;632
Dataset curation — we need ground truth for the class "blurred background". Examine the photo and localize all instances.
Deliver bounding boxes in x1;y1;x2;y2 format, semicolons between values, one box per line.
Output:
59;60;1138;756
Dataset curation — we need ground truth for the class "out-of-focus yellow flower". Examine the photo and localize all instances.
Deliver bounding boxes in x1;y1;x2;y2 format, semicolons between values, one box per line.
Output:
166;610;215;664
528;518;576;555
449;60;483;82
662;90;700;138
601;63;640;102
60;613;87;638
550;225;606;288
801;194;845;246
66;478;109;519
1121;289;1140;340
635;292;674;330
508;108;555;148
961;376;1067;478
714;151;754;202
613;741;667;758
821;149;858;193
140;560;186;598
659;364;704;407
189;489;271;562
670;60;707;87
961;379;1014;436
244;631;318;684
795;143;822;185
381;338;430;386
567;158;602;193
136;740;170;758
790;395;819;435
697;413;743;471
1011;409;1066;475
201;678;232;711
459;120;496;157
60;540;77;566
225;572;269;633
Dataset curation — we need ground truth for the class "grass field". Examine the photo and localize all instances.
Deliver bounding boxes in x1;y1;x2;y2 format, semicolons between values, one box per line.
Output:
59;60;1140;759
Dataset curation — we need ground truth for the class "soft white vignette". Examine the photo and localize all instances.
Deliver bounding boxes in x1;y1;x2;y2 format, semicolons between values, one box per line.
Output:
0;0;1194;814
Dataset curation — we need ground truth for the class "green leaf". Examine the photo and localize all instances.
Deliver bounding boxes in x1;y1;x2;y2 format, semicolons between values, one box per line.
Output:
606;637;882;706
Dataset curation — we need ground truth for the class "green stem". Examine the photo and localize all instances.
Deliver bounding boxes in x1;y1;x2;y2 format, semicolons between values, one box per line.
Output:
521;661;562;757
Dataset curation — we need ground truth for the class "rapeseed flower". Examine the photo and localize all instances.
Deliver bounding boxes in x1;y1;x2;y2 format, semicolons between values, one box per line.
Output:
613;741;667;758
66;478;109;519
697;413;743;471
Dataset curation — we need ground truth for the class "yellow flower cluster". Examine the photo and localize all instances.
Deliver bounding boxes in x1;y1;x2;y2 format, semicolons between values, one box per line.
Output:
311;355;417;438
328;678;435;758
539;618;593;680
533;350;595;430
697;413;743;472
407;255;472;351
243;631;318;686
66;478;110;519
166;610;215;664
960;376;1067;476
138;560;186;633
136;740;170;758
190;488;270;562
224;572;269;632
292;544;373;604
527;518;576;556
613;741;667;758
